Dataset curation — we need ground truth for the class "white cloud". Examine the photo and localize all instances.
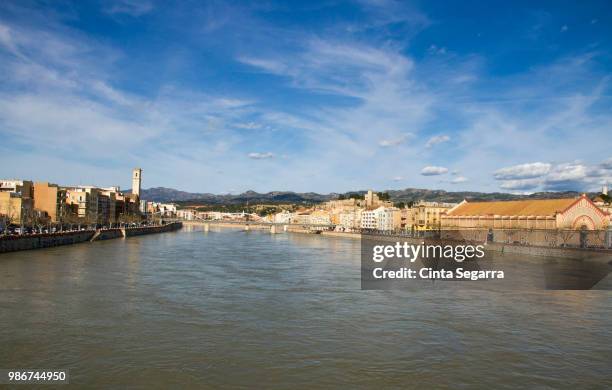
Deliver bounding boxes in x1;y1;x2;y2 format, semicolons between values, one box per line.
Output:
499;179;542;190
493;162;552;180
421;166;448;176
248;152;274;160
450;176;468;184
493;159;612;192
392;176;403;181
379;134;411;147
234;122;263;130
425;134;450;148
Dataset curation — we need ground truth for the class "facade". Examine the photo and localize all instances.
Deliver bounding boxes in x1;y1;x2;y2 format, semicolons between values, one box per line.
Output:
360;206;408;231
177;209;197;220
33;182;67;223
363;190;393;208
0;192;33;224
360;209;377;229
405;201;457;231
146;202;177;217
273;210;294;224
0;180;33;198
376;207;401;231
132;168;142;198
100;190;118;224
65;187;100;222
442;195;610;230
338;209;362;230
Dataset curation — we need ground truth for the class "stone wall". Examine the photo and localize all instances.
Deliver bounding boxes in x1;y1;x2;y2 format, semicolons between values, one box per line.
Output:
0;222;183;254
124;222;182;237
94;229;124;241
0;230;94;253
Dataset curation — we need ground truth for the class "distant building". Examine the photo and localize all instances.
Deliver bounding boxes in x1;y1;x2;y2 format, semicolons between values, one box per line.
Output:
377;207;401;231
132;168;142;198
364;190;378;208
0;192;33;224
273;210;294;224
338;209;362;230
0;180;33;198
442;195;610;230
146;201;177;217
33;182;67;223
65;187;100;222
360;206;400;231
139;200;148;215
177;209;196;220
405;201;457;231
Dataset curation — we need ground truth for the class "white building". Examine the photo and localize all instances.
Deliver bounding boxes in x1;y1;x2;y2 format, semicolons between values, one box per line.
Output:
273;210;294;224
361;209;378;229
147;202;178;217
339;209;362;230
177;209;197;220
377;207;400;231
360;206;400;231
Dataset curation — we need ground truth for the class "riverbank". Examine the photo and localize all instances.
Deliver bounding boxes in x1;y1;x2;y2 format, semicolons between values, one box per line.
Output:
185;222;612;262
0;222;183;254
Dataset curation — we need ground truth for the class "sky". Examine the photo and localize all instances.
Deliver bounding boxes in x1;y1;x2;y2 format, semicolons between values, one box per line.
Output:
0;0;611;194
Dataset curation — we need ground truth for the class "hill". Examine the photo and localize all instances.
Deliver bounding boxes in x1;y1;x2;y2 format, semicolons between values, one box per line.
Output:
127;187;591;205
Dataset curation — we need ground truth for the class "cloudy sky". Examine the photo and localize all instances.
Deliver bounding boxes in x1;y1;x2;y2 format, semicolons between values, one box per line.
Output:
0;0;611;194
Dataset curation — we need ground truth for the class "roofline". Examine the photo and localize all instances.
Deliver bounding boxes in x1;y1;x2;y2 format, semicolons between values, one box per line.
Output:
561;194;609;217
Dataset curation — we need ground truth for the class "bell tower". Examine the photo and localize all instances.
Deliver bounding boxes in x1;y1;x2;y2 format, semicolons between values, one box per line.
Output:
132;168;142;197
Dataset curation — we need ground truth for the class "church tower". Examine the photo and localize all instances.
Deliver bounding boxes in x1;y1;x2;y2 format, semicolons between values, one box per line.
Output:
132;168;142;197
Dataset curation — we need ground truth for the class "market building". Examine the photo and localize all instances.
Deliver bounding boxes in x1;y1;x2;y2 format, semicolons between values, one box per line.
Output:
442;195;610;230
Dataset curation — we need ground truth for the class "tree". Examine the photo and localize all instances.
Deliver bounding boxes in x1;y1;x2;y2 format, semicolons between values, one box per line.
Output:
29;209;50;233
377;192;390;201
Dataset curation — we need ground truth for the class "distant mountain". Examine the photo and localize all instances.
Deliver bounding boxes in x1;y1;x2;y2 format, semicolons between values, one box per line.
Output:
385;189;589;204
128;186;593;205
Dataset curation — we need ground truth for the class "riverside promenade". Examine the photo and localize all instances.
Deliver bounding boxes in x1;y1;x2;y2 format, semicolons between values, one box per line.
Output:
0;222;183;254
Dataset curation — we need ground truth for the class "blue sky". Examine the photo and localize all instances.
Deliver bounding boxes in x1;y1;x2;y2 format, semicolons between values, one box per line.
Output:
0;0;611;194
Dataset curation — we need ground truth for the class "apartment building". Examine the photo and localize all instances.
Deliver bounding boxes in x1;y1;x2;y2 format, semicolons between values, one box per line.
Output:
33;182;67;223
405;201;457;231
0;192;33;224
0;180;33;198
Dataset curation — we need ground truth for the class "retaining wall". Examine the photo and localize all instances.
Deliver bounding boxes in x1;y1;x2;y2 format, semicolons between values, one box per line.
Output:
0;222;183;254
94;229;124;241
0;230;94;253
124;222;182;237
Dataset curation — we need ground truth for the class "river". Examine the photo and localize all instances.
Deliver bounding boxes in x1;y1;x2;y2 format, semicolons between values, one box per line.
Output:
1;225;610;388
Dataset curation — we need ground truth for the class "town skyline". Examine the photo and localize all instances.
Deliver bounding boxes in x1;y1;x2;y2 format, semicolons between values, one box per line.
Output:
1;1;612;193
